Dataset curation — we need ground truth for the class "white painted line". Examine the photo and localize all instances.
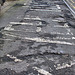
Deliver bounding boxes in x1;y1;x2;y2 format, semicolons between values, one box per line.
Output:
6;54;22;62
50;32;73;35
24;37;75;45
4;25;14;31
10;22;42;26
56;5;61;10
52;19;65;22
6;54;16;59
30;9;52;11
24;16;41;20
10;22;33;25
66;29;74;35
54;25;69;28
3;33;17;37
4;29;35;32
67;29;71;32
72;37;75;39
53;37;71;40
32;5;49;7
51;32;65;35
56;61;75;70
3;33;75;45
52;20;59;22
33;67;52;75
30;9;61;12
36;27;41;32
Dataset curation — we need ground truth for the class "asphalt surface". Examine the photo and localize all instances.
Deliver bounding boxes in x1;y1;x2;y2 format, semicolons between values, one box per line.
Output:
0;0;75;75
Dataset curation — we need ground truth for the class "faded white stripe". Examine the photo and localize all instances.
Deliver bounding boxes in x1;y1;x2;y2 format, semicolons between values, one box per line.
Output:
33;67;52;75
10;22;33;25
24;16;41;20
56;61;75;70
30;9;61;12
56;5;61;10
24;37;75;45
3;33;75;45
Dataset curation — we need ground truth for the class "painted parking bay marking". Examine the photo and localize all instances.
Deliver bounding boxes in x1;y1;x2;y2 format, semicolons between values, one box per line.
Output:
33;67;52;75
71;0;75;3
67;0;75;9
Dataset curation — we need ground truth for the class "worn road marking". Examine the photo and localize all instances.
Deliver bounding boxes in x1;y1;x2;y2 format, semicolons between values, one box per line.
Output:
31;5;50;7
71;0;75;3
24;37;75;45
53;37;72;40
36;27;41;32
4;25;14;31
56;61;75;70
4;26;14;31
10;22;33;25
56;5;61;10
54;25;69;28
24;16;41;20
6;54;22;62
30;9;61;12
67;0;75;9
72;37;75;39
33;67;52;75
3;33;75;45
51;32;73;35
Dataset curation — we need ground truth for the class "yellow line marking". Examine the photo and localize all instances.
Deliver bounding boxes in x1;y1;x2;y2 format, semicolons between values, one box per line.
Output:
67;0;75;9
71;0;75;3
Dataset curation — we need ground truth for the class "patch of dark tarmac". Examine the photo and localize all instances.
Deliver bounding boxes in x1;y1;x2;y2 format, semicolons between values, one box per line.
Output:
30;4;51;9
17;52;68;61
54;1;65;5
52;14;64;19
0;33;3;38
8;50;22;56
0;56;14;63
0;54;73;75
0;68;41;75
21;40;35;45
0;32;4;51
0;27;5;31
31;6;47;9
39;33;57;38
13;3;25;7
0;40;4;45
0;67;74;75
29;43;57;50
63;11;75;28
0;68;16;75
68;20;75;28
